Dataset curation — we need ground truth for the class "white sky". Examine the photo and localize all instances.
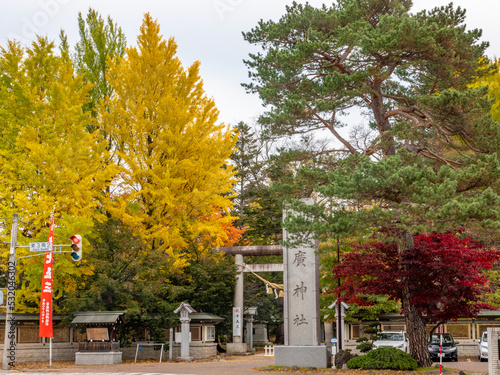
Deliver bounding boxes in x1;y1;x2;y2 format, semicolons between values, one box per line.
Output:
2;0;499;127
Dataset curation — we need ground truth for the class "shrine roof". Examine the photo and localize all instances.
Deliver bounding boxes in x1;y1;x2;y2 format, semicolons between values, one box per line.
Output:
71;311;127;325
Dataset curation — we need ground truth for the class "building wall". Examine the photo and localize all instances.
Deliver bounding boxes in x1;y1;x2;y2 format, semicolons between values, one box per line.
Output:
488;328;500;374
0;343;79;364
0;341;219;364
0;315;220;365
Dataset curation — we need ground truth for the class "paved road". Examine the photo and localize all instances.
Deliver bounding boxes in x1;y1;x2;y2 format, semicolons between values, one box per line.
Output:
0;355;490;375
436;359;488;374
0;355;274;375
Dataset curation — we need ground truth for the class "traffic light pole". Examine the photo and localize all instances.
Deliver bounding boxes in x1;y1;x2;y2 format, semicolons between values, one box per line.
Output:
2;214;18;370
14;245;74;265
1;216;79;370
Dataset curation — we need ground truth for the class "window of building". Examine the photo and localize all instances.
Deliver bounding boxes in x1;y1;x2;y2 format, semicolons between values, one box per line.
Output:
381;324;405;332
206;326;215;341
190;326;202;341
350;324;371;339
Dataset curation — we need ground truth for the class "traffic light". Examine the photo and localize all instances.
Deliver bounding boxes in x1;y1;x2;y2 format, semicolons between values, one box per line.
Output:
70;234;82;262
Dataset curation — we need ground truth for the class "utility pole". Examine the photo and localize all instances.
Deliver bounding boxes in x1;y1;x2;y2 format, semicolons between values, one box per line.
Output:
2;214;18;370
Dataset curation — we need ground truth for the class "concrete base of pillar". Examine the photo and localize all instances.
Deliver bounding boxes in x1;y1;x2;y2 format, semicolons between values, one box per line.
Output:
274;345;331;368
75;351;122;365
226;342;249;355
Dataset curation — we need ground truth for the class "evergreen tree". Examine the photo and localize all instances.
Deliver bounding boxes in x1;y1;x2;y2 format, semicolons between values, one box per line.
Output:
61;217;178;343
232;122;262;221
75;8;126;121
231;122;283;244
244;0;500;366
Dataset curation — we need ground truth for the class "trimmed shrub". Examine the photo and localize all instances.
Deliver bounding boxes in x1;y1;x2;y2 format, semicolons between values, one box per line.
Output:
347;347;418;370
356;322;381;353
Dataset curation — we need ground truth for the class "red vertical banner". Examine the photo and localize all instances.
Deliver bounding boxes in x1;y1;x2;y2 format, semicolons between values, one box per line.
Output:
39;216;54;338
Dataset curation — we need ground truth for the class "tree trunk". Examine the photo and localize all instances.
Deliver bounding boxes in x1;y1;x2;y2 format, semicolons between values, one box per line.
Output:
398;230;432;367
402;282;432;367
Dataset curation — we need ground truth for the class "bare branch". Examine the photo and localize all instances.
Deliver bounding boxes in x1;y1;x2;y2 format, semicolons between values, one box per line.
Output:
309;108;358;154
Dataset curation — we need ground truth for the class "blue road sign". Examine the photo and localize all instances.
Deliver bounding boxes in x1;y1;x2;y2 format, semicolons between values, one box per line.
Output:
29;242;51;252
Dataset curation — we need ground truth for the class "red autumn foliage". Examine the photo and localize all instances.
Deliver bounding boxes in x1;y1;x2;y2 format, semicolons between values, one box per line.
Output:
332;232;500;323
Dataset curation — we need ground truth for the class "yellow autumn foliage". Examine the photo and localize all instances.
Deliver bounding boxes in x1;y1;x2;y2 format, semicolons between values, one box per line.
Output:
100;13;238;268
0;37;113;312
471;57;500;121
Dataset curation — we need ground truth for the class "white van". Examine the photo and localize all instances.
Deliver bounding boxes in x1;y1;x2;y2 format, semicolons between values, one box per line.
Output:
478;331;488;362
372;331;409;353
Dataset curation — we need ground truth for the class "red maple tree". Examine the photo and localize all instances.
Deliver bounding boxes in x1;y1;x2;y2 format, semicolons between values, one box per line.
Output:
332;232;500;325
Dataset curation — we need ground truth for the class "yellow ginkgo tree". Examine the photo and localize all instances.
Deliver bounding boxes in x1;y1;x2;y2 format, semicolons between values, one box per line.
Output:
0;37;115;311
471;57;500;121
0;37;114;233
100;13;238;268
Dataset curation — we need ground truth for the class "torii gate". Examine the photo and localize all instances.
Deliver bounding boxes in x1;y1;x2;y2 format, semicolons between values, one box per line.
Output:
217;245;283;354
218;199;331;368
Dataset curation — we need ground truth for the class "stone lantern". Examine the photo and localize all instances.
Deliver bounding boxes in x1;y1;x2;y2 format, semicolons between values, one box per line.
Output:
245;306;258;351
174;302;197;361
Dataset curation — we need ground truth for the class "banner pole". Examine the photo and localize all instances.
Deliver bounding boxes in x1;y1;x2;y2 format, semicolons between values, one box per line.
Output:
39;215;55;364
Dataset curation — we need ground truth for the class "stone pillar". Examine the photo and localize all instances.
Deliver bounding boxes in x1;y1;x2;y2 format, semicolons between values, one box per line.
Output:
472;319;476;340
169;328;174;362
245;307;258;351
324;322;334;349
489;327;500;375
274;198;331;368
234;253;244;343
174;302;196;361
226;254;248;354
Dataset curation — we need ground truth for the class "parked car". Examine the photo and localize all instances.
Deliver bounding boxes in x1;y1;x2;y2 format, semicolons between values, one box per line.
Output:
372;331;409;353
478;331;488;362
428;333;459;362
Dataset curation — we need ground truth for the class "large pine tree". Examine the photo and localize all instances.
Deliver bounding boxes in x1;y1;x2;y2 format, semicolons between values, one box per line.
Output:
244;0;500;366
